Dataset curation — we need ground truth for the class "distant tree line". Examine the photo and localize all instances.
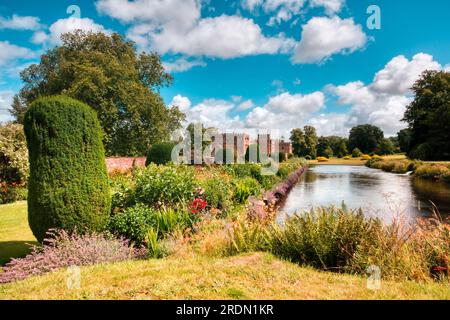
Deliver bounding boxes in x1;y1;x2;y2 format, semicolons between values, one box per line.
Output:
290;124;399;159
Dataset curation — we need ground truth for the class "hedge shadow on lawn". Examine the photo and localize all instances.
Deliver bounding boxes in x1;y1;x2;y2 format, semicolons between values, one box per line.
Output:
0;241;37;266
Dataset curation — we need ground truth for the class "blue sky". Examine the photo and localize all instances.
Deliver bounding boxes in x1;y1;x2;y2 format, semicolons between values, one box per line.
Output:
1;0;449;137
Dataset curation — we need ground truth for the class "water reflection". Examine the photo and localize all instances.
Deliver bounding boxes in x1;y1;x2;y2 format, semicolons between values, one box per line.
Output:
280;165;450;222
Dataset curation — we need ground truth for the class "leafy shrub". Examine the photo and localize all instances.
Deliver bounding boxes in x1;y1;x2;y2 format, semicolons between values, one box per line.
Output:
0;183;27;204
391;161;412;173
276;157;305;179
323;147;334;159
408;143;434;160
109;203;190;244
365;158;382;168
271;207;382;271
200;175;233;212
109;203;151;244
134;163;195;206
233;177;261;203
0;230;146;284
352;148;362;158
24;96;111;242
0;123;29;185
226;163;261;179
276;166;290;179
146;142;176;166
110;173;135;213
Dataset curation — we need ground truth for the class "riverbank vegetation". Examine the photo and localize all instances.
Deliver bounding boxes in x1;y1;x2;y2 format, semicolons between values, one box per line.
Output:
366;158;450;184
226;206;450;282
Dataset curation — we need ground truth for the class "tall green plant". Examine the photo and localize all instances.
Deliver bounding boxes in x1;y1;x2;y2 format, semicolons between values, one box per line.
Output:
24;96;110;242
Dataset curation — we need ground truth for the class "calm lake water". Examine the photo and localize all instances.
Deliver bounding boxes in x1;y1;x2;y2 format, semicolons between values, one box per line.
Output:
280;165;450;222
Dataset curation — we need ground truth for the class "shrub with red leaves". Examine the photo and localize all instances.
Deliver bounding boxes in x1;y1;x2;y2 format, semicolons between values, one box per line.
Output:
0;230;147;284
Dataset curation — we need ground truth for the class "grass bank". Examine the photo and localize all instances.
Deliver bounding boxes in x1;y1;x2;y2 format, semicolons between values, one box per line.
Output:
366;158;450;183
2;251;450;300
307;155;407;166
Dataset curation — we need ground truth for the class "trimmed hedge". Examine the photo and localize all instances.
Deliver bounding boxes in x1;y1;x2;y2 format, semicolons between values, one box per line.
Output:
146;142;176;166
24;96;110;242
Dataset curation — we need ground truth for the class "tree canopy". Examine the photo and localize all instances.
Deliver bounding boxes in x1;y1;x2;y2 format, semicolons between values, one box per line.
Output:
15;30;184;156
317;136;348;158
290;126;318;158
348;124;384;154
403;70;450;160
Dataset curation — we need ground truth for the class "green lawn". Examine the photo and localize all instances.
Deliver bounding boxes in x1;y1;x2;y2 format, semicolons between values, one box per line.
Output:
1;202;449;300
0;202;37;265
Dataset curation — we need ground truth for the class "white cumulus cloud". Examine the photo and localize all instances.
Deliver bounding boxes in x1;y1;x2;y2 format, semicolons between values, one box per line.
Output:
309;0;345;15
0;14;42;30
0;41;35;66
32;17;111;45
328;53;444;136
97;0;295;59
371;53;441;95
163;57;206;73
0;91;14;123
292;16;367;64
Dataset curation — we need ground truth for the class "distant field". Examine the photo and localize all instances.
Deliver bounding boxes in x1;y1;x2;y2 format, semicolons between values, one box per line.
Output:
307;155;407;166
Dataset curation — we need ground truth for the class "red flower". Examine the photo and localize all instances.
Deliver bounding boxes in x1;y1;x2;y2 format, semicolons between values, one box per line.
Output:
432;266;448;272
190;198;208;214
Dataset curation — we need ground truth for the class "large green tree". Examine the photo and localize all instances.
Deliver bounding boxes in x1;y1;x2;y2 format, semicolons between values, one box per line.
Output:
403;70;450;160
317;136;348;158
16;30;184;156
290;128;305;157
8;95;27;124
348;124;384;154
290;126;318;158
303;125;318;158
397;128;412;153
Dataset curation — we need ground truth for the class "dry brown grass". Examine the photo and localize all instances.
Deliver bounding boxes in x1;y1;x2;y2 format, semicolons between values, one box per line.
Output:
1;252;450;300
